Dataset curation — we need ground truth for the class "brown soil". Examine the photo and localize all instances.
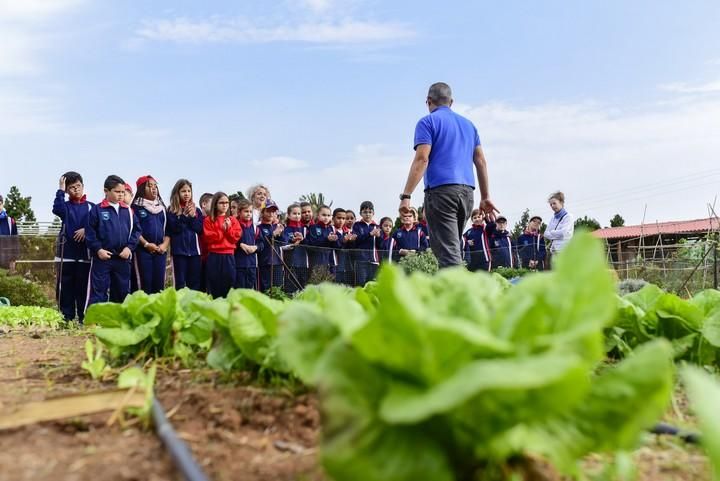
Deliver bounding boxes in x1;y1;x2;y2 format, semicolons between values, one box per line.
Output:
0;327;711;481
0;329;324;481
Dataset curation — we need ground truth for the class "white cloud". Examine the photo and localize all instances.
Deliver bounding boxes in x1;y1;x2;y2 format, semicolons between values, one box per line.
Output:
250;156;309;171
0;0;86;19
455;97;720;225
659;80;720;94
0;0;87;75
135;16;414;45
0;92;63;133
297;0;335;13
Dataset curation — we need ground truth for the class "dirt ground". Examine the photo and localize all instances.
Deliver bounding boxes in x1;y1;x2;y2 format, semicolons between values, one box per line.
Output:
0;327;711;481
0;329;323;481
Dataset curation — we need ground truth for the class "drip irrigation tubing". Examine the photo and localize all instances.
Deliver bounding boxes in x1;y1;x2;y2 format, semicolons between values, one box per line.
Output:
649;422;700;444
152;396;210;481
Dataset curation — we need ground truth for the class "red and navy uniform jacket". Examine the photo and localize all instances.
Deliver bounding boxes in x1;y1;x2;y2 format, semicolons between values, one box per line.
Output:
488;224;515;268
391;224;429;262
463;224;492;270
133;202;167;246
517;231;546;267
52;190;93;261
379;233;394;263
85;200;141;257
418;220;430;241
282;221;309;268
257;223;283;266
166;206;203;257
235;219;259;268
333;226;351;270
351;220;380;264
306;221;340;267
202;215;241;255
0;211;18;236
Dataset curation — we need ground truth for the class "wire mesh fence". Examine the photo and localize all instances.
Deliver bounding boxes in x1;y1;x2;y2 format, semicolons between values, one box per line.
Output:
1;231;717;301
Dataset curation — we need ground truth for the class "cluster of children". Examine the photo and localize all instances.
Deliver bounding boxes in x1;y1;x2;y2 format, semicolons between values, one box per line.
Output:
49;171;548;323
463;211;547;273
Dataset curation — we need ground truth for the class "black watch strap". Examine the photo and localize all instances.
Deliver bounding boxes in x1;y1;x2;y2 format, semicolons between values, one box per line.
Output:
399;193;411;200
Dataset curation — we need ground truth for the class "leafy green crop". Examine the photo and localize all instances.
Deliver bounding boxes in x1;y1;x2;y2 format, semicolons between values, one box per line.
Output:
117;363;157;425
0;305;64;329
609;284;720;364
682;366;720;480
193;288;289;373
81;339;109;380
278;233;675;480
84;288;214;364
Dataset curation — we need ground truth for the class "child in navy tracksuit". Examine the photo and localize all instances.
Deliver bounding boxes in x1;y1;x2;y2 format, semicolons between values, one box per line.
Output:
85;175;141;307
306;205;340;277
282;203;309;293
234;199;259;289
132;175;170;294
330;208;353;284
0;194;18;236
203;192;241;298
53;171;93;322
463;209;492;272
256;200;285;292
392;208;429;263
488;216;516;269
300;202;314;228
517;215;547;271
351;201;381;285
166;179;204;290
378;217;395;263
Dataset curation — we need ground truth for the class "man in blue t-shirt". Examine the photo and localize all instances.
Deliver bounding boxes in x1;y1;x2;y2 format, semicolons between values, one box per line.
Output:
399;82;499;268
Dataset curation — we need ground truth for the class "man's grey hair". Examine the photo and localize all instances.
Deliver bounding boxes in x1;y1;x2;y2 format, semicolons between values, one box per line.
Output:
427;82;452;106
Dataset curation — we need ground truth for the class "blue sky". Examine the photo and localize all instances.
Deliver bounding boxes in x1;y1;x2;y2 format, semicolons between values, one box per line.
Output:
2;0;720;227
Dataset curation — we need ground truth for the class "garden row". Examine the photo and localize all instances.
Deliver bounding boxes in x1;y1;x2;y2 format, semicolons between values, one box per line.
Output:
4;233;720;480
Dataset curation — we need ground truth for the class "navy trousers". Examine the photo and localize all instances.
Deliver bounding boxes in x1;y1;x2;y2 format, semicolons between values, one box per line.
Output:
284;266;308;294
259;265;284;292
235;267;258;290
206;253;236;298
173;255;203;290
55;261;90;322
135;249;167;294
355;262;377;286
87;257;132;308
466;252;491;272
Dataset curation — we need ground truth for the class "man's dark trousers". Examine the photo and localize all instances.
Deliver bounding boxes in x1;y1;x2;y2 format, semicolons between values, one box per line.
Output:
424;184;474;268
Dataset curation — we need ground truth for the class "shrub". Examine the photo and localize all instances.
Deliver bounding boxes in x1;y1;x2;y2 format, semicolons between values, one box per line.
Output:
398;250;439;275
493;266;533;280
0;269;54;307
617;278;647;296
308;265;336;285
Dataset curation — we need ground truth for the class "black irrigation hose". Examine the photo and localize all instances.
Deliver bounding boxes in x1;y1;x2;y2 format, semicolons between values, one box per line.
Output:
650;422;701;444
152;396;210;481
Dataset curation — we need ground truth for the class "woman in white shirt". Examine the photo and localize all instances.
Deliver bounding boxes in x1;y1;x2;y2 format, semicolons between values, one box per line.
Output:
544;191;574;255
246;184;271;226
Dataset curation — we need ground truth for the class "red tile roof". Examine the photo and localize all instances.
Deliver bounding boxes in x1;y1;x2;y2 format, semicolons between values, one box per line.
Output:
593;217;720;240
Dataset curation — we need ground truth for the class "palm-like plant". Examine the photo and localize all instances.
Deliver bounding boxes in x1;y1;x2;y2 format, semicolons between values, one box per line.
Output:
298;192;333;212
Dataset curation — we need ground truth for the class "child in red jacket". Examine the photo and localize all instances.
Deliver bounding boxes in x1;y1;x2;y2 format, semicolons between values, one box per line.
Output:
203;192;241;298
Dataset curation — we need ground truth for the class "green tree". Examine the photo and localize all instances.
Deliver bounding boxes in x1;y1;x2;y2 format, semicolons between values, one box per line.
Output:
228;190;247;203
511;208;530;239
574;215;601;231
610;214;625;228
4;186;36;222
298;192;333;212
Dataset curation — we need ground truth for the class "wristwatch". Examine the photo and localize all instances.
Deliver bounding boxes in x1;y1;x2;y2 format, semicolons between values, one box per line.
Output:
399;193;411;200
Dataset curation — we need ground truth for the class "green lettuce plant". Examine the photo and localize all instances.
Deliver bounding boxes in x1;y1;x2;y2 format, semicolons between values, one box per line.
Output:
277;233;674;481
81;339;109;380
84;288;214;364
